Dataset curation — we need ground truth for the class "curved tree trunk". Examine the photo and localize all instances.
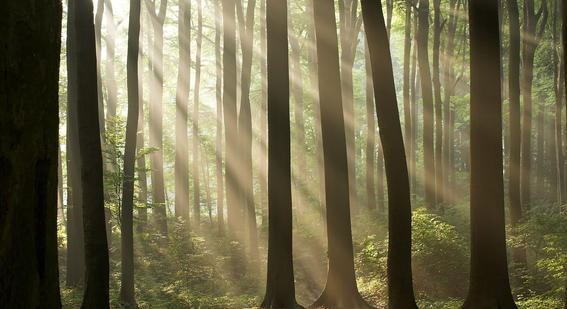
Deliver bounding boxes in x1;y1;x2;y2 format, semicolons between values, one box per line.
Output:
362;0;418;307
0;0;62;306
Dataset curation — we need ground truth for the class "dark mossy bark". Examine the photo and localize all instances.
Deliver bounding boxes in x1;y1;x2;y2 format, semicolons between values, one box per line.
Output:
361;0;418;307
462;0;517;307
0;0;62;307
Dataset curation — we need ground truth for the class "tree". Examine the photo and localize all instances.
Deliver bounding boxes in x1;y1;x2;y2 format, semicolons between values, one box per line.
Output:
462;0;516;306
365;43;376;211
260;0;301;307
0;0;62;306
214;0;224;234
104;0;118;119
552;0;565;203
119;0;141;306
417;0;436;209
311;0;370;307
361;0;418;307
136;18;149;232
507;0;527;275
520;0;548;208
259;0;268;227
403;0;412;168
193;0;203;227
71;0;110;306
175;0;190;222
433;0;444;207
146;0;168;241
236;0;258;252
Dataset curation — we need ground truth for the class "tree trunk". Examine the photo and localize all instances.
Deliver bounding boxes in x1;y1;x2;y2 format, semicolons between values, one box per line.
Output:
553;0;565;203
72;0;110;306
104;0;118;119
147;0;168;241
223;0;239;236
536;104;544;199
94;0;105;135
410;10;419;202
259;0;268;227
260;0;300;307
417;0;436;209
310;1;370;307
362;0;418;307
403;0;412;173
175;0;190;222
136;14;148;232
463;0;517;306
433;0;443;207
0;0;62;306
66;1;86;285
119;0;141;306
236;0;258;255
365;43;375;211
193;0;203;227
214;0;224;234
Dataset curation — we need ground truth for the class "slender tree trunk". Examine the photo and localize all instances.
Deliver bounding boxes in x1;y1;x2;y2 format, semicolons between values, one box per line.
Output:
417;0;436;209
201;145;213;225
365;43;375;211
175;0;190;222
0;0;62;306
147;0;168;241
311;0;370;307
553;0;565;203
215;0;224;234
536;104;544;198
377;137;385;212
562;0;567;303
261;0;300;307
95;0;105;135
507;0;527;277
136;15;148;232
104;0;118;120
119;0;141;305
362;0;418;306
236;0;258;254
72;0;110;306
193;0;202;227
433;0;443;207
259;0;268;227
403;1;412;171
463;0;517;306
410;10;418;202
223;0;239;235
290;27;305;213
66;2;86;285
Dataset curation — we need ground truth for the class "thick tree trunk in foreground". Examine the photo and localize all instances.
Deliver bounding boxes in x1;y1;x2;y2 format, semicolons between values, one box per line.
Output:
417;0;436;210
71;0;110;306
261;0;301;307
120;0;141;306
311;0;370;307
462;0;517;307
175;0;190;222
362;0;418;307
0;0;62;306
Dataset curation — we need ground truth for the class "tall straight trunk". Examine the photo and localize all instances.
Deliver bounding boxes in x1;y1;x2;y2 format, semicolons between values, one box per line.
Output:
201;145;213;225
362;0;418;306
223;0;239;235
547;106;558;201
553;0;565;203
377;136;385;212
403;1;412;167
215;0;224;233
58;144;65;221
417;0;436;209
0;0;62;306
338;0;362;213
410;10;418;201
521;0;548;209
562;0;567;304
290;27;305;212
95;0;105;135
507;0;527;273
193;0;202;226
536;104;544;198
136;15;148;231
120;0;141;305
259;0;268;227
433;0;443;207
261;0;300;307
104;0;118;119
72;0;110;306
365;43;376;211
147;0;168;240
66;1;86;285
236;0;257;253
175;0;190;222
311;0;370;307
464;0;517;307
443;0;459;204
307;0;326;225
